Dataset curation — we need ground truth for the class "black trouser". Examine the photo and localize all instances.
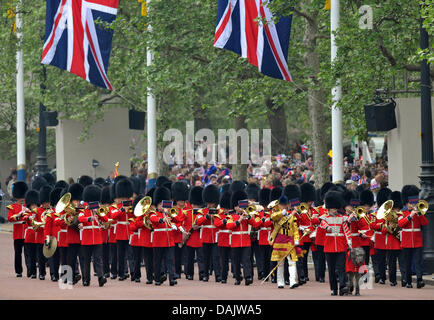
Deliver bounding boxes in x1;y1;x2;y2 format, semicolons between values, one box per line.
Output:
116;240;129;277
13;239;25;275
301;242;311;280
126;244;134;276
48;248;60;279
325;252;346;292
143;247;154;281
376;249;387;281
386;249;401;284
202;243;220;280
132;246;143;280
67;243;81;279
250;240;259;278
58;247;68;279
362;246;370;266
153;246;175;282
185;246;204;278
36;243;47;277
24;242;37;276
398;250;407;282
255;245;272;279
313;245;326;280
218;246;231;281
402;247;424;285
80;244;103;283
109;242;118;276
231;247;252;281
102;242;110;276
296;259;304;282
174;244;183;275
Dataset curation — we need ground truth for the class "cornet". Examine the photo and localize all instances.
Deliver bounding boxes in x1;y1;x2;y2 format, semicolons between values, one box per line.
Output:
416;200;429;216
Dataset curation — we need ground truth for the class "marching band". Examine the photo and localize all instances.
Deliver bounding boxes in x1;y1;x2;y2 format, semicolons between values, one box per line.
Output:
6;176;430;295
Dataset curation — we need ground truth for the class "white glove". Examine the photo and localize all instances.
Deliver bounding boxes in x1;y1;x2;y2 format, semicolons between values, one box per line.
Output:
295;241;299;246
171;224;178;231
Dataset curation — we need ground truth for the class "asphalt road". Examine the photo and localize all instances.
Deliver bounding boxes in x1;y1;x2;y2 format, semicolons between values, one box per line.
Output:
0;232;433;300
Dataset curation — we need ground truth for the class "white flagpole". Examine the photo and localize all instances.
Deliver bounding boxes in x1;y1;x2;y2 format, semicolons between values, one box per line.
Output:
146;0;157;188
16;0;26;182
331;0;343;183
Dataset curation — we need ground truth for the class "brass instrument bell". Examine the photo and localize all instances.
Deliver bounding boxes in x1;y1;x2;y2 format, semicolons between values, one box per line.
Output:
416;200;429;215
134;196;152;217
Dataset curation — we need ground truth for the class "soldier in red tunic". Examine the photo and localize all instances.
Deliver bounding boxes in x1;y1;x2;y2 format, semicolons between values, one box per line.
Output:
256;188;272;281
399;185;429;289
78;185;107;287
183;186;206;281
7;181;29;278
22;190;40;279
201;184;221;282
35;185;53;280
213;192;232;284
99;186;112;279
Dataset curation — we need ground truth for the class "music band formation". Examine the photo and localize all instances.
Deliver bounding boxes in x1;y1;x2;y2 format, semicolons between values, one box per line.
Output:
6;175;429;296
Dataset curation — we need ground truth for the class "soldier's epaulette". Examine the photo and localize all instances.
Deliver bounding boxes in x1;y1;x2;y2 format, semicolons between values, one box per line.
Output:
6;205;14;210
46;212;52;219
255;217;261;223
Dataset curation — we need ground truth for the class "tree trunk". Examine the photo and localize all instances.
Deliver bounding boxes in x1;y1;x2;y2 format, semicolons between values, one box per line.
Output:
231;114;248;181
192;102;211;131
302;3;330;188
266;98;289;155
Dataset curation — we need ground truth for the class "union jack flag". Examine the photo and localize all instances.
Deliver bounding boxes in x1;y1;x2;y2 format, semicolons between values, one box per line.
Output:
41;0;119;90
214;0;293;81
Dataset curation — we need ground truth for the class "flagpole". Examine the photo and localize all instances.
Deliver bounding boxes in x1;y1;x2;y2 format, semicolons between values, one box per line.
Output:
16;0;26;182
331;0;343;183
146;0;157;189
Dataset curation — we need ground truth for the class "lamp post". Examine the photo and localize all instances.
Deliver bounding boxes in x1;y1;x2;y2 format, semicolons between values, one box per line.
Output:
419;12;434;274
34;65;49;176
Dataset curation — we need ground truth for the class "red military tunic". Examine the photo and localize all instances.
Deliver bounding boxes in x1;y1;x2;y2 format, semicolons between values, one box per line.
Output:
172;204;189;244
78;208;107;245
213;211;231;247
43;208;59;241
225;212;261;248
54;213;68;247
108;205;118;244
298;207;316;245
258;209;273;246
111;203;134;241
23;210;37;244
200;208;219;244
183;208;206;248
7;203;27;240
320;213;350;253
312;207;328;247
35;207;47;244
374;218;401;250
149;210;176;247
398;210;429;248
66;208;81;245
128;217;141;247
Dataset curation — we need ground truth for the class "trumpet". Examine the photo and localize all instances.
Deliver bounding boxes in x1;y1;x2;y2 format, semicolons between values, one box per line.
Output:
246;204;261;217
354;206;371;225
416;200;429;215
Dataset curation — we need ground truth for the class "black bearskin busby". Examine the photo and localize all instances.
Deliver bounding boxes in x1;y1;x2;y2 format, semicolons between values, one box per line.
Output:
376;188;392;208
12;181;28;199
39;185;53;204
172;181;189;202
259;188;271;207
83;185;102;203
219;192;232;210
153;187;171;206
100;186;112;205
25;190;40;207
189;186;204;206
115;179;134;199
325;191;344;210
246;183;260;202
31;176;48;191
300;183;316;203
203;184;220;204
231;190;248;209
49;187;63;207
401;185;420;205
68;183;84;201
360;189;374;207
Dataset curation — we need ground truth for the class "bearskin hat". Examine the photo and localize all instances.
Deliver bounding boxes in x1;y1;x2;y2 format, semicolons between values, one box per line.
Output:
325;191;344;210
39;185;53;204
315;189;323;206
129;177;141;195
279;195;289;205
203;184;220;204
391;191;403;210
94;177;106;187
401;185;420;205
343;190;359;207
360;189;374;207
300;183;316;203
12;181;28;199
376;188;392;208
320;182;335;200
259;188;271;207
100;186;112;205
42;172;56;186
83;185;102;203
153;187;171;206
68;183;84;201
246;183;260;202
172;181;189;202
54;180;68;190
156;176;170;188
229;180;246;193
189;186;204;206
77;175;93;187
49;187;63;207
31;176;48;191
231;190;248;209
269;186;283;202
163;181;173;194
220;183;231;195
25;190;40;207
114;175;128;184
284;184;301;202
219;192;232;210
115;179;134;199
146;186;156;199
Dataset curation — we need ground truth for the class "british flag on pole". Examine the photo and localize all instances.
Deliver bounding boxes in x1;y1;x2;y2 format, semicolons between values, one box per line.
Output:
41;0;119;90
214;0;293;81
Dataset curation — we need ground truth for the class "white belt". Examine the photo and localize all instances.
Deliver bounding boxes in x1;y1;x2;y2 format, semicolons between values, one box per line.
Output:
375;231;382;235
11;221;26;224
117;221;129;225
402;228;421;232
80;226;99;241
260;227;271;231
200;225;216;239
27;227;34;230
57;229;67;240
326;233;344;236
299;226;310;230
351;233;360;237
219;230;231;233
24;227;34;240
232;231;249;235
153;228;171;232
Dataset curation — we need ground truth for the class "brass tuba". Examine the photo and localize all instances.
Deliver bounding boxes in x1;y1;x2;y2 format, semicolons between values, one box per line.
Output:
133;196;154;230
56;193;80;232
416;200;429;215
